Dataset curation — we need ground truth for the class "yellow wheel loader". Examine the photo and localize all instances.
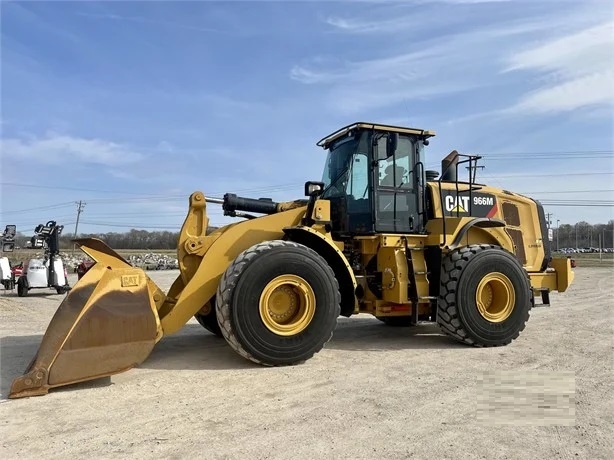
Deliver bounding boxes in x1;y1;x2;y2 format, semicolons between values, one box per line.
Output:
8;122;575;399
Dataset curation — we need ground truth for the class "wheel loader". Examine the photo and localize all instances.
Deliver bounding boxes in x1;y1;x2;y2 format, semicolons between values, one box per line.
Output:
8;122;575;399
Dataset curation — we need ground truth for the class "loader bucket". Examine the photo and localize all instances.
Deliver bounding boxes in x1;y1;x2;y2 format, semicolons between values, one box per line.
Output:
9;238;163;399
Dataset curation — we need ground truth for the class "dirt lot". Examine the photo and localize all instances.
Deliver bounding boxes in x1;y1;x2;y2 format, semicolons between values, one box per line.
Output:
1;267;612;459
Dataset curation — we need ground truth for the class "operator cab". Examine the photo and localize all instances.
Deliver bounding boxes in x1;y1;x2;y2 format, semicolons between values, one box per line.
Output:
315;122;435;237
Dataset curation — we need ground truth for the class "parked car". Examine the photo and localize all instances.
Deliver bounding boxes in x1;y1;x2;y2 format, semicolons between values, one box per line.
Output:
77;261;95;280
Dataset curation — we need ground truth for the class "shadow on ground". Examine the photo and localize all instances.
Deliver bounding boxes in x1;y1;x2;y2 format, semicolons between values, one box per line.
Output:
143;319;466;371
1;317;464;398
326;317;465;352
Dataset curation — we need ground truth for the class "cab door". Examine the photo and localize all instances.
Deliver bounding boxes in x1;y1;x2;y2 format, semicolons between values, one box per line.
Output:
345;150;373;233
373;135;421;233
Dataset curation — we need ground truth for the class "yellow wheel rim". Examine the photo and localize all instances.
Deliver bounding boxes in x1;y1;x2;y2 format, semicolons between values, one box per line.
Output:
259;274;316;336
475;272;515;323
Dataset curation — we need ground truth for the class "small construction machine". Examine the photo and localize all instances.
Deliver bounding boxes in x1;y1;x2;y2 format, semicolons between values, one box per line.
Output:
9;122;574;399
1;225;17;290
15;221;71;297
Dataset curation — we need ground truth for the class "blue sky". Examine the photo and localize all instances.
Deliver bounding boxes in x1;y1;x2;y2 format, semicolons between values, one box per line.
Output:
1;0;613;236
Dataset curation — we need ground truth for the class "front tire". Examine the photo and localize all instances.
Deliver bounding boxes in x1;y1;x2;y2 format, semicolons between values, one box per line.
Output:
17;278;28;297
437;244;531;347
216;240;341;366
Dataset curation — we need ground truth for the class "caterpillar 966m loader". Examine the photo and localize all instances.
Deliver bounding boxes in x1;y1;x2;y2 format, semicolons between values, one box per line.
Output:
9;122;574;399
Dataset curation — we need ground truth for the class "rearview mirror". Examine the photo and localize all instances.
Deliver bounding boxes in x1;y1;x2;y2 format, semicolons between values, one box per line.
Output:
304;181;325;197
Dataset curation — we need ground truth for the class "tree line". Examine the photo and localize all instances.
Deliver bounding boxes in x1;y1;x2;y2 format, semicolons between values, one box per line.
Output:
12;227;220;251
554;221;614;250
9;221;613;251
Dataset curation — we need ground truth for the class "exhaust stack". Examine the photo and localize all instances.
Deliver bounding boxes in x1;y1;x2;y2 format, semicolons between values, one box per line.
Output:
440;150;459;182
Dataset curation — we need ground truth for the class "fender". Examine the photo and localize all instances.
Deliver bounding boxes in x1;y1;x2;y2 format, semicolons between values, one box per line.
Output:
159;207;306;334
448;218;512;251
283;226;358;317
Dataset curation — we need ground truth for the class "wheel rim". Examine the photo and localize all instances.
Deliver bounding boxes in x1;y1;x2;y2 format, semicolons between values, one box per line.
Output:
259;274;316;336
475;272;515;323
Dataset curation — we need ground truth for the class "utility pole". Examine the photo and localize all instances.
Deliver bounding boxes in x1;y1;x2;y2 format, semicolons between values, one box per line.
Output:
545;212;553;248
599;233;602;262
556;219;560;252
72;200;86;254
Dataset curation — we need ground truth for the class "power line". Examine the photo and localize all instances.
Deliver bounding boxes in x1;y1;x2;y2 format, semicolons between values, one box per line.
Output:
4;186;607;217
484;153;612;161
481;149;613;155
0;202;76;215
0;182;301;197
0;182;164;196
541;203;613;207
520;189;614;194
482;150;613;156
78;220;183;230
486;172;613;179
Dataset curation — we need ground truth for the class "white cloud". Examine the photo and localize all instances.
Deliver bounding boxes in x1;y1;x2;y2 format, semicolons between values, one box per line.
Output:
289;27;518;114
299;3;613;118
429;0;510;3
290;48;432;86
504;22;613;75
324;15;416;34
0;132;145;166
503;21;614;114
356;0;513;3
512;71;614;114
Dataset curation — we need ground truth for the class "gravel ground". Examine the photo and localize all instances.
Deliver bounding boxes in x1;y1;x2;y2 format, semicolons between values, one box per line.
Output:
0;266;612;459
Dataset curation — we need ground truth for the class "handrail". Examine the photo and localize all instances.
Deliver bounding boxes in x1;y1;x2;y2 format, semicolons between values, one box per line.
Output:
438;153;483;247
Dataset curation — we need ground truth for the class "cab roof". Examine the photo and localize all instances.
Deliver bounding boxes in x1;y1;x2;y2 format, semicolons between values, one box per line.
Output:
316;122;436;149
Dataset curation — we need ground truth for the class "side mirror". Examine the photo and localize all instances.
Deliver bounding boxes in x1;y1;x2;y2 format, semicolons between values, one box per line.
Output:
304;181;325;197
386;133;398;158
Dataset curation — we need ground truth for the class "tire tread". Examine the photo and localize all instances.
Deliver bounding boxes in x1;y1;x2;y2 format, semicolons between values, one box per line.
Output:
216;240;341;366
436;244;531;347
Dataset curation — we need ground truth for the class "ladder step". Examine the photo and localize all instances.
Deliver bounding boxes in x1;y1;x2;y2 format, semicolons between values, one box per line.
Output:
419;296;438;300
414;271;429;275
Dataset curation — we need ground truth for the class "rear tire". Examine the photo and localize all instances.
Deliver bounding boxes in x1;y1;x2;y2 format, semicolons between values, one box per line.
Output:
216;240;341;366
194;297;223;337
437;244;531;347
